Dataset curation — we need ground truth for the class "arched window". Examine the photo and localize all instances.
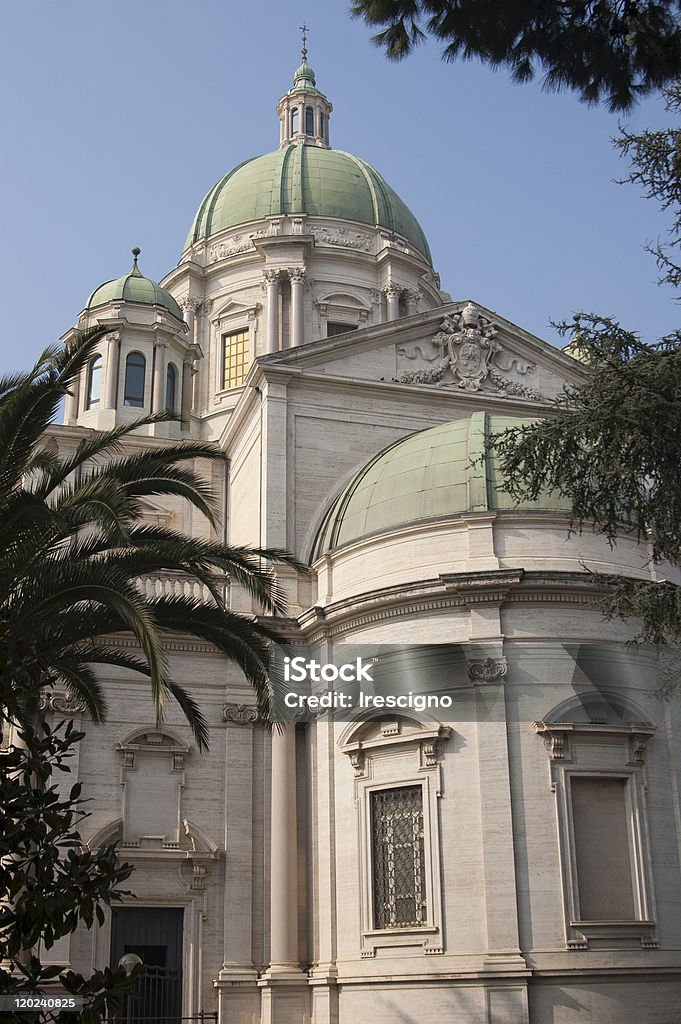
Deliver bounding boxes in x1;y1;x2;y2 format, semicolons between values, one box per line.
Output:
305;106;314;135
166;363;177;412
124;352;145;408
290;107;299;135
320;112;325;139
86;355;102;409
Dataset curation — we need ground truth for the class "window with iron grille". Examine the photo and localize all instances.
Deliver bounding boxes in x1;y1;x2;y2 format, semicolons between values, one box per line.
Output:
222;329;249;389
371;786;427;928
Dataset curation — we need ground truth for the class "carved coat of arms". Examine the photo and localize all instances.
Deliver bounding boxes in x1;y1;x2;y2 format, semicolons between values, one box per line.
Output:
434;305;501;391
395;302;542;398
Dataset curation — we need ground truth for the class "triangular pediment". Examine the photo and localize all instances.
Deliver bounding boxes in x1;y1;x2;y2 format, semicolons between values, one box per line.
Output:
257;300;587;404
135;497;174;526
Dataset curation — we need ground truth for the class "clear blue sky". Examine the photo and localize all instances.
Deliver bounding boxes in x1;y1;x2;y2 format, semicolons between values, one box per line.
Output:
0;0;677;373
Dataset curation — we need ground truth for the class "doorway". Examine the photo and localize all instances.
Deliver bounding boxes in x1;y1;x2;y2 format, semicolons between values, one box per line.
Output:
110;907;183;1021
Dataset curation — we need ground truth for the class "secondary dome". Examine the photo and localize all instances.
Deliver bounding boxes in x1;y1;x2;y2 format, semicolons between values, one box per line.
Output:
184;147;432;262
86;249;183;321
316;413;571;555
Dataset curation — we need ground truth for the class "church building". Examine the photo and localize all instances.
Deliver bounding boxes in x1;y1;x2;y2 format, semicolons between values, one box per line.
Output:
45;47;681;1024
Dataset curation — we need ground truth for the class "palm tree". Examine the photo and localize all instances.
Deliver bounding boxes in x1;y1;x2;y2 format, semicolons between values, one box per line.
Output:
0;328;299;750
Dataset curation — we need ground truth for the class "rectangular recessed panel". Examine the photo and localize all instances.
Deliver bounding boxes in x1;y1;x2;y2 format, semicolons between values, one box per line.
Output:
571;776;636;920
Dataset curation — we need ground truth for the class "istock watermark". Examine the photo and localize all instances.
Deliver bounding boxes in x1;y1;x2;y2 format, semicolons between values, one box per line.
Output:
283;655;376;683
267;642;661;724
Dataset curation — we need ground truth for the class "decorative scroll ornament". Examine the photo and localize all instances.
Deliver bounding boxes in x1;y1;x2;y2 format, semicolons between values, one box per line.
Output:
38;691;87;714
349;749;365;777
466;657;508;683
310;225;373;252
222;703;259;725
208;234;254;262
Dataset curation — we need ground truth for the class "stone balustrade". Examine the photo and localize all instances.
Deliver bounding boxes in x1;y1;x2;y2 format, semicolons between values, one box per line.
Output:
137;571;229;607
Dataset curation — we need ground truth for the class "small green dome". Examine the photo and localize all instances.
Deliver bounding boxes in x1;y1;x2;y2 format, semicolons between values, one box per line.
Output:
293;58;316;89
185;147;432;262
86;250;183;321
316;413;571;555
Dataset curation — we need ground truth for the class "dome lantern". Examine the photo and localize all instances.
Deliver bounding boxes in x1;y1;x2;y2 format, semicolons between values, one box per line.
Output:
276;27;332;149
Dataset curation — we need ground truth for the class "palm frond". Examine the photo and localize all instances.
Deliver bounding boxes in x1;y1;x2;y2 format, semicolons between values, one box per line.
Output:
146;595;281;715
33;413;180;498
0;340;303;745
164;680;210;752
0;330;107;496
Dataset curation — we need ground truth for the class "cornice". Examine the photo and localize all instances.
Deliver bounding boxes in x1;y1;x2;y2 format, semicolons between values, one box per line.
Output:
59;571;612;656
253;234;315;258
44;424;219;455
297;570;609;642
245;364;558;417
102;634;221;655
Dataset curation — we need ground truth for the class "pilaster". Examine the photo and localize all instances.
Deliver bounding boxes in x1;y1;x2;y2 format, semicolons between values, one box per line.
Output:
151;339;167;413
259;722;308;1021
472;650;528;980
264;270;281;354
103;330;120;409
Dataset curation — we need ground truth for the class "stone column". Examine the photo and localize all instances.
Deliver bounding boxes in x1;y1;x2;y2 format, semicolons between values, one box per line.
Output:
405;288;420;316
264;270;281;354
289;268;306;347
152;341;166;413
181;298;197;342
64;366;80;425
269;723;298;970
103;331;120;409
181;357;194;431
385;282;401;321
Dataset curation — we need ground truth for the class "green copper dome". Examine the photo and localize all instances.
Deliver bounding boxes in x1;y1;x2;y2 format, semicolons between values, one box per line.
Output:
185;147;432;262
86;250;183;321
316;413;571;554
292;58;317;90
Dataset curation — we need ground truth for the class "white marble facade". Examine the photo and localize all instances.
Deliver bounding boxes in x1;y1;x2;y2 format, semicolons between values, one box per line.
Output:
46;57;681;1024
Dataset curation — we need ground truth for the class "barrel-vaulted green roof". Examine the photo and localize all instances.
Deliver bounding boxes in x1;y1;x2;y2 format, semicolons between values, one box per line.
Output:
86;252;183;321
315;413;570;555
185;146;432;262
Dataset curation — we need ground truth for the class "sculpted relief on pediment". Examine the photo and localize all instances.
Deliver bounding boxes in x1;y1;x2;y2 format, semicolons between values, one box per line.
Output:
395;303;544;399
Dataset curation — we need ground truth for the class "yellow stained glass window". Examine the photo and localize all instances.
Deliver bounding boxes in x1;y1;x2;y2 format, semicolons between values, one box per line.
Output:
222;329;249;389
